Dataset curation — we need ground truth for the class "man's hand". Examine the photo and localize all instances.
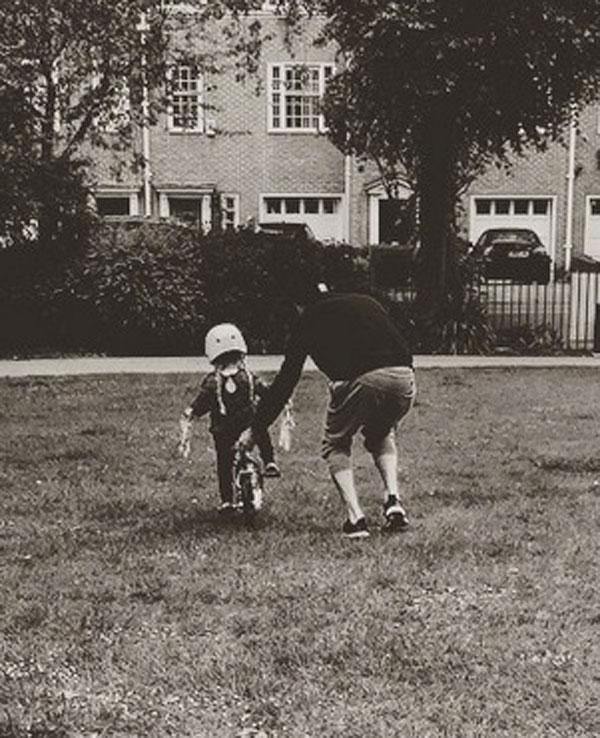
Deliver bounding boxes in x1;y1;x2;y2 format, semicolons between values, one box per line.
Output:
238;427;255;450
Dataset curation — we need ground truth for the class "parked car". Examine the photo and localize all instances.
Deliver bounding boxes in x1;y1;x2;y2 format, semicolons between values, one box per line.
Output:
471;228;551;284
570;253;600;272
257;222;318;243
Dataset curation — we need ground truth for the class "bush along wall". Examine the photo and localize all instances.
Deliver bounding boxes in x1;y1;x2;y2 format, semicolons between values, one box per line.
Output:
0;220;494;357
0;221;371;357
65;221;207;356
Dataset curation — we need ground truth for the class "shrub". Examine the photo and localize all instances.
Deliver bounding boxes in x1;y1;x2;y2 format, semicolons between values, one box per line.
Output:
67;221;206;355
197;229;369;352
501;324;565;356
59;223;369;355
369;243;416;288
371;237;496;355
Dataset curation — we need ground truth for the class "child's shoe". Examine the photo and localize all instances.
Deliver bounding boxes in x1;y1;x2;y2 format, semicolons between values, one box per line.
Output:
218;501;236;515
263;461;281;478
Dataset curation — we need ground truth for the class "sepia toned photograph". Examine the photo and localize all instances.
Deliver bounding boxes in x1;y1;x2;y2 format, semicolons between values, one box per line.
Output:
1;2;600;736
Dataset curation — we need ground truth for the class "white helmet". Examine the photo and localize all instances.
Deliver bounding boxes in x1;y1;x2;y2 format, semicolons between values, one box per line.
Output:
204;323;247;363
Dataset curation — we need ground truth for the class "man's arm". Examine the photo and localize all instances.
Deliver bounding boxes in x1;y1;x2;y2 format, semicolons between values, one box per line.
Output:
251;341;307;431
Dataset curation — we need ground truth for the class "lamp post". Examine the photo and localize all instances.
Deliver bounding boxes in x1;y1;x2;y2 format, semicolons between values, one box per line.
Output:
564;106;577;273
137;10;152;217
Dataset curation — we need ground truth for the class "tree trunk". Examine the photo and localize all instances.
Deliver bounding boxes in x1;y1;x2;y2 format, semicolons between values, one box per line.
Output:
413;109;458;349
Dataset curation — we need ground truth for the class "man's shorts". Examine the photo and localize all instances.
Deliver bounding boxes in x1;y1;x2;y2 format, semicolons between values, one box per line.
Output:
321;366;416;459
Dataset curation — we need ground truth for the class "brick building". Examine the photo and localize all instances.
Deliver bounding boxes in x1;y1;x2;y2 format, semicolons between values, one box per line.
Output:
92;6;600;272
464;104;600;271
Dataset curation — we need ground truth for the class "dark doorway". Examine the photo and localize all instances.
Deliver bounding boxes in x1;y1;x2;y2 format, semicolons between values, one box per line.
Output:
379;198;415;244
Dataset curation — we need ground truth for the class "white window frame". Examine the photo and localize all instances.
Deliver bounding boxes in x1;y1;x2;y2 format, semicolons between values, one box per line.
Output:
220;193;240;229
469;194;557;265
94;190;139;218
260;194;343;218
161;0;207;14
167;65;204;133
268;62;334;133
259;193;345;242
158;190;212;231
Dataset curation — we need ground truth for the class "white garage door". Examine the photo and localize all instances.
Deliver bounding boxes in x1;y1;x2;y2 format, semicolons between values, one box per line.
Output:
470;197;553;254
260;195;344;243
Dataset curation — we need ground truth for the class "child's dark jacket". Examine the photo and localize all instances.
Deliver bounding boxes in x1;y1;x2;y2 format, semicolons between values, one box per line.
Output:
189;367;269;441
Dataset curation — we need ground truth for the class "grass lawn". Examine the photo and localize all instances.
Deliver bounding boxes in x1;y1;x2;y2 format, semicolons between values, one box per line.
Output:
1;368;600;737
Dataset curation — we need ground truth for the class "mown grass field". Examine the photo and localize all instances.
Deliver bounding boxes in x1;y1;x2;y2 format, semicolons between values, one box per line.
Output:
1;368;600;737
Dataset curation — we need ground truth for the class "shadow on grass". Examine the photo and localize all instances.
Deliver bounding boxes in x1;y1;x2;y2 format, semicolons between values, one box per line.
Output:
79;499;335;553
536;454;600;473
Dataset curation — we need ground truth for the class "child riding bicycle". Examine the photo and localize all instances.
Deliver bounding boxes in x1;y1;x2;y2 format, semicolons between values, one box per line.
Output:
178;323;280;514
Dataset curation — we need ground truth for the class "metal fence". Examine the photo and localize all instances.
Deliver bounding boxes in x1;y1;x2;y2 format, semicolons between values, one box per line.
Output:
479;273;600;351
383;272;600;353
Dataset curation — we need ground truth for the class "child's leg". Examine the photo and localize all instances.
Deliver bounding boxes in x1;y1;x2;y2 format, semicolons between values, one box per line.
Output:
215;439;236;505
254;426;281;477
254;426;275;465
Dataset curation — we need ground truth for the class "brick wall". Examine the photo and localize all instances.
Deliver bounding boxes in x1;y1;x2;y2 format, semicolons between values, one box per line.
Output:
147;16;346;224
87;14;600;260
462;104;600;267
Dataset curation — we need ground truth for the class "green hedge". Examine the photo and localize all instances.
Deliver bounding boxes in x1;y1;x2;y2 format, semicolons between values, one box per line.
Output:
0;221;495;357
0;221;370;356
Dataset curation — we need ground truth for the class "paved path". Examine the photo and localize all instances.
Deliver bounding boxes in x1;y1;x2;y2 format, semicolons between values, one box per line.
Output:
0;354;599;377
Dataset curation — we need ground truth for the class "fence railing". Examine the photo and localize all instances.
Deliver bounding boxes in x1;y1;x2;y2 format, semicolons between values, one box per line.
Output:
383;272;600;353
480;273;600;351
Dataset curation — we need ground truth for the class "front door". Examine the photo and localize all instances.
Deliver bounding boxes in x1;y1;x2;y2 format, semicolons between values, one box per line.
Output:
585;197;600;259
378;198;415;245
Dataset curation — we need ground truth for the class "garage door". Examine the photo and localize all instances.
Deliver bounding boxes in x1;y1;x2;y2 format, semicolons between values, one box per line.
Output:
470;197;553;253
260;195;344;243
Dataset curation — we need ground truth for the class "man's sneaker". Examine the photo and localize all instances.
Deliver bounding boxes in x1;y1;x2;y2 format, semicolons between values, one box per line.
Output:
263;461;281;478
342;517;370;539
383;496;409;532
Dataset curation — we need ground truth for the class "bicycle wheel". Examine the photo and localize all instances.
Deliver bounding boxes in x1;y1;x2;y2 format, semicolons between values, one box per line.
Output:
237;474;254;517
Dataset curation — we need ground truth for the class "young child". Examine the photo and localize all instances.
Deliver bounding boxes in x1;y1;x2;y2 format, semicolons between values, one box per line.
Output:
178;322;280;513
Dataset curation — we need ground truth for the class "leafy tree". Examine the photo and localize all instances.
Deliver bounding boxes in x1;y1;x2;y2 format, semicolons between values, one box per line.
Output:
308;1;600;310
0;0;173;243
0;0;279;244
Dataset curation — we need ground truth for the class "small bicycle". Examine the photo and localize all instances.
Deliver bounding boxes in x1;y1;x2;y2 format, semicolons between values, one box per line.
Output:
232;442;264;519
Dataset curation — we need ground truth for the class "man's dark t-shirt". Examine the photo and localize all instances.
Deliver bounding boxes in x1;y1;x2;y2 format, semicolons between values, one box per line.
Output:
253;293;413;429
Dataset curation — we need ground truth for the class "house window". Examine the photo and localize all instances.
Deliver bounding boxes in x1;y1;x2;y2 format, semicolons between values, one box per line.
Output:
262;196;341;216
514;199;529;215
169;65;203;132
95;195;136;217
532;199;549;215
169;197;202;226
495;199;511;215
305;198;319;214
268;63;334;132
221;194;239;229
323;198;338;214
475;199;492;215
265;198;282;214
285;198;300;214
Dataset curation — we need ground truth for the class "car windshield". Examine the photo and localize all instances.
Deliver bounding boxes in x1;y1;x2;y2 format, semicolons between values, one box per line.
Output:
487;230;538;244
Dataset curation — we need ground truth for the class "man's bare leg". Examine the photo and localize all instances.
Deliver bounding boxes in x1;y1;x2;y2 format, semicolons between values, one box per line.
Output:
371;432;409;528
